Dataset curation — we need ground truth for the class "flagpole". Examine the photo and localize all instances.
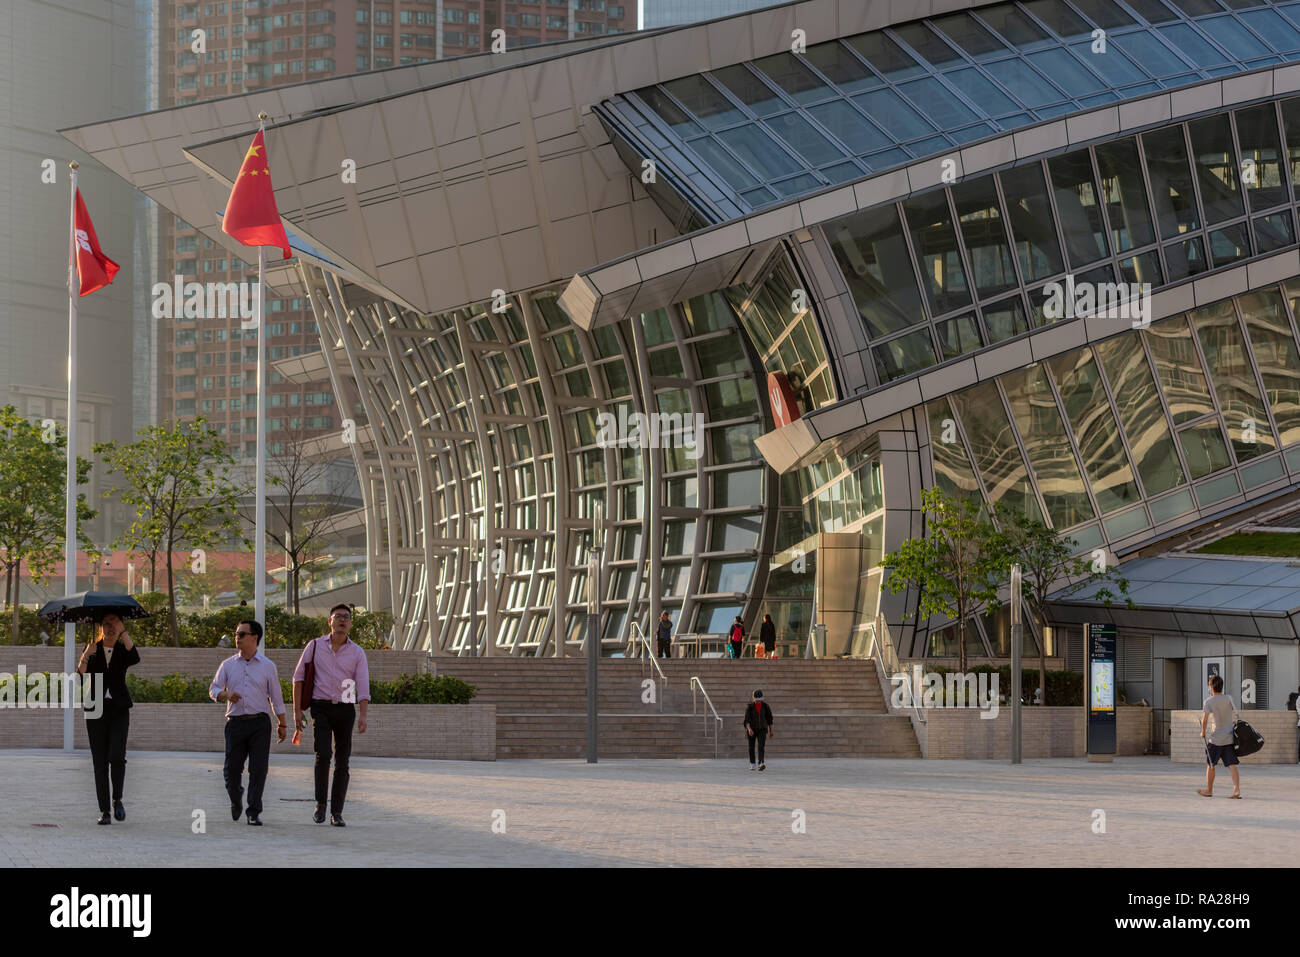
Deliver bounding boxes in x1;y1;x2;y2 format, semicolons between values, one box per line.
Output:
254;113;268;650
64;162;79;752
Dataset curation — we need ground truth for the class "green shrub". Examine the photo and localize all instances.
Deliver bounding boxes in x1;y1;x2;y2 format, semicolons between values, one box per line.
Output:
349;608;396;649
126;672;212;703
369;673;476;704
926;665;1082;706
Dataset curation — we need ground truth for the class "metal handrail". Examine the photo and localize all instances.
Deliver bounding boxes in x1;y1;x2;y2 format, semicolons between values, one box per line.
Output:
867;616;926;725
690;675;723;758
627;620;667;712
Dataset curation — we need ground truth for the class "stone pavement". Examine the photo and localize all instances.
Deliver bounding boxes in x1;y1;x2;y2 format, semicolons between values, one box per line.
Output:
1;749;1298;866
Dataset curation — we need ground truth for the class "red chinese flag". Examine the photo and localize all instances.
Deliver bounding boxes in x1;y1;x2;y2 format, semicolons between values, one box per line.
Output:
221;129;290;259
73;189;120;297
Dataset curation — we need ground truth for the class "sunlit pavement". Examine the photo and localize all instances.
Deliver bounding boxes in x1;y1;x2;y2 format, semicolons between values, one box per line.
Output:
1;749;1296;866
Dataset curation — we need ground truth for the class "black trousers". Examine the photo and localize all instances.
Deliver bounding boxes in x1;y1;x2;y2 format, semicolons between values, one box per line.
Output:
224;713;272;817
657;639;671;658
86;703;130;814
729;639;742;658
748;729;767;764
311;701;355;813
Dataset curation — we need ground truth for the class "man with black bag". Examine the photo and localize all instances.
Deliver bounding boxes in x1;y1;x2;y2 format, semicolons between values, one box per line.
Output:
1198;674;1241;799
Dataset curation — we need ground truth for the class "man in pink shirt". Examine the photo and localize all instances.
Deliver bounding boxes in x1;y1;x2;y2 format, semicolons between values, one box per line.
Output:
293;603;370;826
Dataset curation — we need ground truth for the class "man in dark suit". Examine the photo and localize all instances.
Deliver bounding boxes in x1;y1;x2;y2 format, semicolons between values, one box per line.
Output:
76;613;140;825
744;689;774;771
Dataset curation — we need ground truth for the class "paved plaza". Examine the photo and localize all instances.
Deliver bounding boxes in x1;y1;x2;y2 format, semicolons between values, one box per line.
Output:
1;750;1298;867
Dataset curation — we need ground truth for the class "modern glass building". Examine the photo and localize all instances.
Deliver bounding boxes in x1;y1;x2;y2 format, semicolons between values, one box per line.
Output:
61;0;1300;704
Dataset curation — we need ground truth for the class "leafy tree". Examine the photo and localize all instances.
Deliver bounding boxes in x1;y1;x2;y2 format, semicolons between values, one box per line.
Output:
95;418;245;645
880;486;1008;675
0;406;97;643
994;504;1130;703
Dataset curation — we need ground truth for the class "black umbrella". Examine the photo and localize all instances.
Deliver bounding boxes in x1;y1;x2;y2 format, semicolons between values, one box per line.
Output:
37;591;150;625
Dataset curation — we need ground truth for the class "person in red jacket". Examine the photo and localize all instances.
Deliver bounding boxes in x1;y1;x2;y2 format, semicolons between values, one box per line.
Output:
744;690;774;771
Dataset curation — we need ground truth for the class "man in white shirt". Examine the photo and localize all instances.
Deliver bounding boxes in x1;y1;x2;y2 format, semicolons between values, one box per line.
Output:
1198;673;1241;799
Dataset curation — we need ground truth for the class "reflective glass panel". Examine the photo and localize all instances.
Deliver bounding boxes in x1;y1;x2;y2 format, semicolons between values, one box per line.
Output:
1188;114;1245;223
1144;126;1200;238
1201;14;1271;57
1111;30;1193;76
662;75;745;130
753;53;834;106
927;398;984;499
983;58;1063;107
1145;316;1215;423
638;86;702;134
872;328;938;382
1283;97;1300;202
1025;49;1106;97
932;12;1009;59
1126;0;1183;22
1238;8;1300;51
803;41;882;93
852;89;937;140
983;296;1030;342
1253;211;1296;252
947;67;1019;115
1001;164;1066;281
1235;103;1288;211
1072;0;1138;28
1178;419;1232;478
1157;22;1230;63
903;190;973;315
845;32;927;82
1025;0;1094;37
1002;365;1095;527
892;23;965;67
936;313;983;358
1192;300;1275;459
898;77;978;129
1238;288;1300;446
710;64;785;116
1095;138;1156;252
955;380;1041;519
1164;235;1209;280
953;175;1019;299
976;3;1056;49
717;125;802;180
1049;151;1109;267
1070;39;1147;84
1094;335;1186;494
827;205;927;340
1048;348;1141;513
806;100;892;154
1209;222;1252;266
1120;250;1163;284
764;112;845;166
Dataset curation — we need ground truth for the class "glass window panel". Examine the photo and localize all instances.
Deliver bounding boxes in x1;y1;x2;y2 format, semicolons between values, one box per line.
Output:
1111;30;1194;76
954;380;1041;519
947;67;1018;115
1024;0;1094;37
983;296;1030;341
1143;127;1200;238
872;328;938;382
770;173;822;197
662;75;745;129
852;89;937;140
1166;0;1223;15
1163;235;1208;281
1103;506;1152;540
1048;151;1109;267
1192;300;1275;459
1239;288;1300;446
703;559;757;594
898;77;978;128
1234;103;1289;214
712;468;765;507
1145;316;1215;423
696;337;748;378
953;175;1019;299
932;12;1009;59
1239;8;1300;51
845;32;926;81
710;64;785;116
763;112;845;166
806;100;892;154
1069;39;1147;84
803;41;882;93
1283;97;1300;203
711;422;762;465
753;52;834;105
637;86;702;134
892;23;965;67
1254;211;1296;252
976;3;1056;49
688;136;762;191
1047;348;1142;513
1026;49;1106;96
1188;114;1245;224
697;602;744;633
1179;419;1232;478
1125;0;1181;22
1001;164;1066;281
703;378;758;420
864;146;912;170
827;205;927;339
709;515;761;551
649;346;685;377
926;398;984;499
717;125;803;180
1094;335;1186;494
936;313;983;358
1002;365;1096;527
1120;250;1164;285
1209;222;1251;267
1201;14;1271;57
1149;487;1195;523
903;190;973;314
1072;0;1138;28
1156;22;1229;63
983;58;1064;107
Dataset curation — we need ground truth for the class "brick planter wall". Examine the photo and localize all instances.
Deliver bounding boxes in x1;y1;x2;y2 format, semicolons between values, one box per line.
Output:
0;647;428;683
1171;710;1298;764
0;703;495;761
923;706;1152;759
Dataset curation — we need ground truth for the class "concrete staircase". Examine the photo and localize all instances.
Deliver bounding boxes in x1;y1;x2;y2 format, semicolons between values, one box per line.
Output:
435;658;920;759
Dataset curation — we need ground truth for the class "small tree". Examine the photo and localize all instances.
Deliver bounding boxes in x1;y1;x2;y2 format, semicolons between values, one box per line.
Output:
880;486;1008;675
95;418;245;645
0;407;97;643
995;504;1130;703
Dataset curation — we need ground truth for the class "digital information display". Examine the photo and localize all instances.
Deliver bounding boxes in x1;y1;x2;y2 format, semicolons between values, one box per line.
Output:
1085;622;1117;755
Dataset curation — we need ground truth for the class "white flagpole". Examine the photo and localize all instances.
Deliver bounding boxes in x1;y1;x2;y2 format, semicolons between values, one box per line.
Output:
64;162;80;752
254;112;269;651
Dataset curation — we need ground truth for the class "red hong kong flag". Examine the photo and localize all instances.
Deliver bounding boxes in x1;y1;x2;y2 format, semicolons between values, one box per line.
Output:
221;129;290;259
73;189;120;297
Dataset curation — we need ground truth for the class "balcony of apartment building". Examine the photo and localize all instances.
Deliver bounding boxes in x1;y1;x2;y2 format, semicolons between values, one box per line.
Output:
178;7;200;28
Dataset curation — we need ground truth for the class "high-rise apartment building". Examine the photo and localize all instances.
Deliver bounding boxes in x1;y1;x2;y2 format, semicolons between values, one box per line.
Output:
640;0;777;28
158;1;636;461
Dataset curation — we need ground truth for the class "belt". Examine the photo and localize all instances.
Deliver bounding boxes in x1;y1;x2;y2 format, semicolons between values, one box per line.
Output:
311;698;352;705
228;712;270;720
